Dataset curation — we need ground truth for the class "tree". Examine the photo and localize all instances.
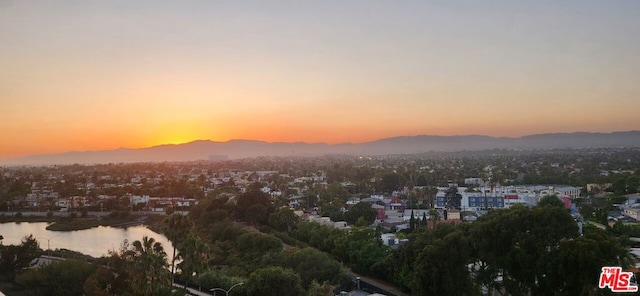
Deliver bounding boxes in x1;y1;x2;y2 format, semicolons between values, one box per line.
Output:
444;186;462;209
128;236;171;295
416;175;428;187
190;197;232;226
83;243;132;295
341;227;391;278
542;234;623;295
307;280;335;296
429;208;440;227
626;175;640;194
283;247;349;289
268;207;300;233
163;213;193;283
468;205;579;295
319;203;340;218
235;232;283;257
87;237;171;295
380;173;401;194
246;204;269;226
235;189;272;222
329;210;345;223
411;225;479;296
177;235;209;282
325;182;349;203
193;270;243;294
245;267;304;296
425;186;438;209
537;194;565;208
344;202;376;226
0;234;41;281
16;259;96;296
409;211;416;231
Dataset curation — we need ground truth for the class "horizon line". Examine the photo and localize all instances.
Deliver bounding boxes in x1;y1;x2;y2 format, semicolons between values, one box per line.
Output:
1;130;638;162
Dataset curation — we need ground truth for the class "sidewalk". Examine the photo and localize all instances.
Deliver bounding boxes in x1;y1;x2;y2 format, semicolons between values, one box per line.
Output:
173;283;212;296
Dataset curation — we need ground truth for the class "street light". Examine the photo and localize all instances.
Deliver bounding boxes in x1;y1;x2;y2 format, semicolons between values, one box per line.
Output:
43;234;60;255
210;282;244;296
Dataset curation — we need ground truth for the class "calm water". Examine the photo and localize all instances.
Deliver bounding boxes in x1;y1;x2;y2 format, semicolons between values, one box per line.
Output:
0;222;173;258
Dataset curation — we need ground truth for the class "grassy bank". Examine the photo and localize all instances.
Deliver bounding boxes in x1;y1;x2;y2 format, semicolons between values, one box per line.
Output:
46;213;151;231
0;211;158;231
45;219;103;231
0;214;54;224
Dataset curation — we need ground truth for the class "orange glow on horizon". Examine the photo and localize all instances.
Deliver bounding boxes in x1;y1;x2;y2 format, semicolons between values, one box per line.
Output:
2;2;640;160
2;123;639;160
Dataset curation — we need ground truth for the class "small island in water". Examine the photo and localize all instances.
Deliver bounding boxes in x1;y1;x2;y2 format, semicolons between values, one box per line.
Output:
0;211;164;232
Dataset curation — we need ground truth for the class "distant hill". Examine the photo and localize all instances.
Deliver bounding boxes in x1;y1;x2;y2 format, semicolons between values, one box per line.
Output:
2;131;639;165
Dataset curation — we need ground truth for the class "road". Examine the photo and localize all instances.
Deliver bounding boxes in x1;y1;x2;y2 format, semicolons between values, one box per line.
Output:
172;282;212;296
586;221;640;242
587;221;606;230
3;211;112;218
347;270;409;296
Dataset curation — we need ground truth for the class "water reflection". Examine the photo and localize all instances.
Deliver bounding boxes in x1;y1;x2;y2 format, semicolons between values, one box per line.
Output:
0;222;173;258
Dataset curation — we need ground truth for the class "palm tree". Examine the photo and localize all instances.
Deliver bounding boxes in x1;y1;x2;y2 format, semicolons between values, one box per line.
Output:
130;236;170;295
269;207;300;233
177;235;209;281
429;208;440;228
426;186;438;208
163;213;193;283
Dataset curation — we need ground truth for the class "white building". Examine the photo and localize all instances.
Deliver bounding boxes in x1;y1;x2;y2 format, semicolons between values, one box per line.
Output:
464;177;485;186
435;185;551;211
130;195;150;205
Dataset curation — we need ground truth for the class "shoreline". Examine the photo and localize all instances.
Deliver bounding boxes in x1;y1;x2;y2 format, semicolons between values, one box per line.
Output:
0;211;163;232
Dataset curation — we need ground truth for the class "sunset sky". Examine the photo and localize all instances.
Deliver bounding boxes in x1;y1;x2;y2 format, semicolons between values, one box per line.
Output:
1;1;639;159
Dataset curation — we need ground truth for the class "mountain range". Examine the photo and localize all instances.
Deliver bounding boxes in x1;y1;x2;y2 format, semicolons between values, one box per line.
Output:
2;131;639;165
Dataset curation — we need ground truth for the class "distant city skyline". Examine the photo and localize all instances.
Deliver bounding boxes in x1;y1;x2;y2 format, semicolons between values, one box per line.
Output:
2;1;639;159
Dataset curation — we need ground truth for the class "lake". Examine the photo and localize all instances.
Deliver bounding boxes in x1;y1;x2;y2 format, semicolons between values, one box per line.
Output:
0;222;173;258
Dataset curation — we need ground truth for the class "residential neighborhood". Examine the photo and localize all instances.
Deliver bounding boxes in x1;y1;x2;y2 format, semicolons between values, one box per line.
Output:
1;148;637;224
1;148;639;295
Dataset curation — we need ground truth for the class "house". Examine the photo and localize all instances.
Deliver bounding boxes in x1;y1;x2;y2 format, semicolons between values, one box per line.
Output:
425;218;463;229
130;195;150;205
307;215;351;231
446;209;461;220
288;195;303;208
147;197;198;212
624;208;640;221
384;197;405;211
380;233;399;246
372;204;385;221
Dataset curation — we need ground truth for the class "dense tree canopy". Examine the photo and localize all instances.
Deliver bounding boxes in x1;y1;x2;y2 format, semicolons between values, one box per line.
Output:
412;225;478;296
283;247;349;289
379;173;402;194
537;194;565;208
344;202;376;226
16;260;96;296
163;213;193;282
386;204;631;295
235;189;273;223
245;267;304;296
4;150;639;295
0;234;41;281
84;236;172;296
268;207;300;233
